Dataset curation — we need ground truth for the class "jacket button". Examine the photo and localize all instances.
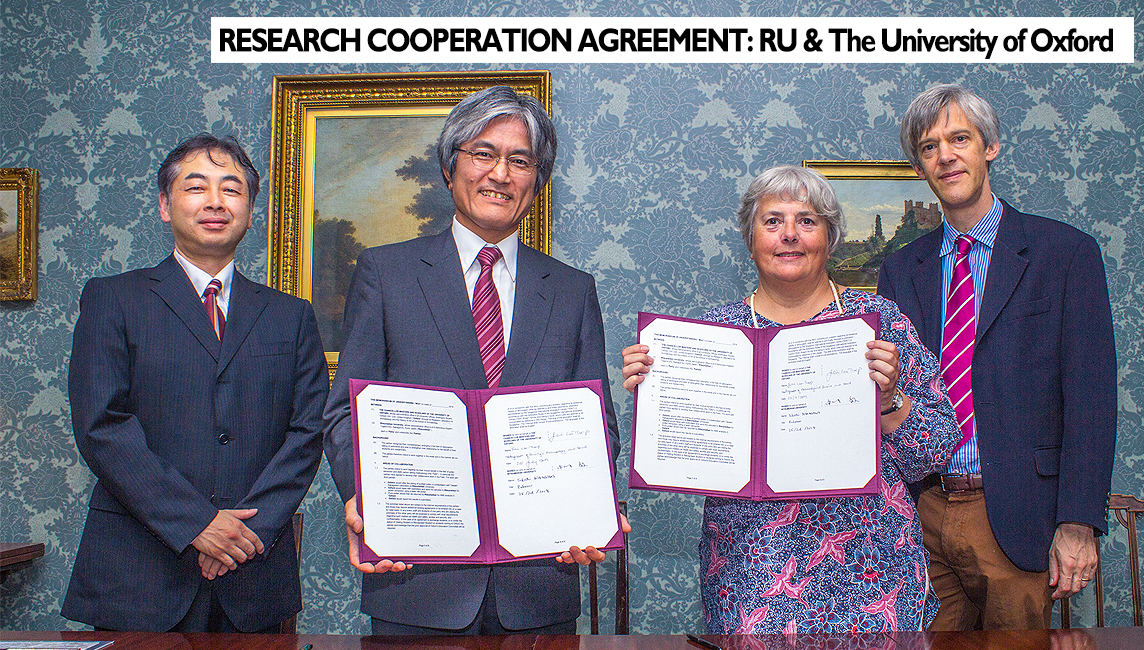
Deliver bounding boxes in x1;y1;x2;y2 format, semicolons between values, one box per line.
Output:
218;433;230;445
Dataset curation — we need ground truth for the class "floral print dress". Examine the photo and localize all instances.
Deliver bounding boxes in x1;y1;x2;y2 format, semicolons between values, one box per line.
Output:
699;289;958;634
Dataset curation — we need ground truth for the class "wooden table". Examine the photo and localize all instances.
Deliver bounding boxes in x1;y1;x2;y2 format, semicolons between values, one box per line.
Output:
0;542;44;583
2;629;1142;650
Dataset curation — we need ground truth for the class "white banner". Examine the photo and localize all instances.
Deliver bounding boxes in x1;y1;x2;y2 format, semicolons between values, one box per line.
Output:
211;16;1135;64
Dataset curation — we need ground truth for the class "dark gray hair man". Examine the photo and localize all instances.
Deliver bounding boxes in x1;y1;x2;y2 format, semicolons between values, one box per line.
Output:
736;164;845;254
436;85;557;196
323;85;623;636
878;84;1116;631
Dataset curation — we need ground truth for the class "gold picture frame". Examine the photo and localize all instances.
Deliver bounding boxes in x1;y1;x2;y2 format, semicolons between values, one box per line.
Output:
803;160;942;291
0;168;39;301
269;71;552;379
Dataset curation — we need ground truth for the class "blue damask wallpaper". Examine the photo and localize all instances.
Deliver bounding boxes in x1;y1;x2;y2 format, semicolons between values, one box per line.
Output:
2;0;1143;635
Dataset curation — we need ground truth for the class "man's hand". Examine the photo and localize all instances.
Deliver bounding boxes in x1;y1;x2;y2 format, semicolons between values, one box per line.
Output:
199;553;229;580
1049;522;1098;599
345;495;411;574
556;514;632;565
191;509;264;572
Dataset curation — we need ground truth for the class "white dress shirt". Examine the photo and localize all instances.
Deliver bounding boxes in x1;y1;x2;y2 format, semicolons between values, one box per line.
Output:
451;217;518;353
172;247;234;318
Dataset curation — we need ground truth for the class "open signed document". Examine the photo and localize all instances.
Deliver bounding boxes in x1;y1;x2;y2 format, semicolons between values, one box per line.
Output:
352;379;623;563
629;311;881;500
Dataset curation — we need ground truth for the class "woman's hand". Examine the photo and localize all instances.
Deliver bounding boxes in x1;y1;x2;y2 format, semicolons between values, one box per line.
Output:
867;340;910;430
866;339;900;406
621;344;654;394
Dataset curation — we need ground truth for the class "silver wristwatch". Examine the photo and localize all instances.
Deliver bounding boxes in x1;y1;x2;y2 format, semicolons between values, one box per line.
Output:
881;389;904;416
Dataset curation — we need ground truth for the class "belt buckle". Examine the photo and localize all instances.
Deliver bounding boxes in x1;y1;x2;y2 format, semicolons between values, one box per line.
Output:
940;473;980;493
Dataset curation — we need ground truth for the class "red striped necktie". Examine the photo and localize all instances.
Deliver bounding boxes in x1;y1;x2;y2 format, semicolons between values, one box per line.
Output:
203;278;226;340
941;235;976;451
472;247;505;388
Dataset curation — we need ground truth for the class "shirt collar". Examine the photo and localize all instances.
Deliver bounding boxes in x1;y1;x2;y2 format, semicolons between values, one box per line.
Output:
172;247;235;304
451;217;518;282
940;194;1002;257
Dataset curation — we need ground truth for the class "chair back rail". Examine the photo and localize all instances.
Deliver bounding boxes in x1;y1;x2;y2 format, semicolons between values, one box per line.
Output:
589;501;629;634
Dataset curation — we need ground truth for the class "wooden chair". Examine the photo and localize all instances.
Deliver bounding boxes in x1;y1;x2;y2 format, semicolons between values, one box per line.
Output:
589;501;630;634
1060;494;1144;628
278;512;304;634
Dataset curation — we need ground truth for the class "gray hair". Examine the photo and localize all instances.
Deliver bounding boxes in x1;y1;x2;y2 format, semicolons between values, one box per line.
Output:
436;86;557;194
157;133;260;209
737;165;844;255
899;84;1000;170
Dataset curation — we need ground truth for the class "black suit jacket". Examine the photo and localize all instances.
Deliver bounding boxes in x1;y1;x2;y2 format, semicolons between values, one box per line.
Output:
877;201;1116;572
323;228;618;630
62;255;328;631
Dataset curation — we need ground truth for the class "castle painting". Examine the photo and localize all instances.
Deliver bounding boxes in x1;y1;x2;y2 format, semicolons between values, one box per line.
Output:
827;180;943;290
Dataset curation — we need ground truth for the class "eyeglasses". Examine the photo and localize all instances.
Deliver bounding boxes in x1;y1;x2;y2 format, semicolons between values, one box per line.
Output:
454;148;538;176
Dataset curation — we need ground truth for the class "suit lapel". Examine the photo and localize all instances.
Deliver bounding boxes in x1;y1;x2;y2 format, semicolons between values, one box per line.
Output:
909;229;945;355
501;245;554;388
418;231;488;389
149;255;221;361
217;272;268;378
977;202;1028;342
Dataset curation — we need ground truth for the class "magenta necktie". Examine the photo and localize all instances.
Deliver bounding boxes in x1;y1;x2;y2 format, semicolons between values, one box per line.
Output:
941;235;976;451
472;247;505;388
203;278;226;340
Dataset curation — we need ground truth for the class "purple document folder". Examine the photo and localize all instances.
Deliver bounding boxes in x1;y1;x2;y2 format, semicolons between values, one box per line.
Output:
352;378;624;564
629;310;882;501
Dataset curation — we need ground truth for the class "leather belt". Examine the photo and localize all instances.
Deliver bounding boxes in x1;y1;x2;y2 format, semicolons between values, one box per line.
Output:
937;473;984;493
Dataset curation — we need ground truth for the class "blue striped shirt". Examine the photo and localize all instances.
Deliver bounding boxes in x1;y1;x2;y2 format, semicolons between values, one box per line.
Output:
939;195;1003;475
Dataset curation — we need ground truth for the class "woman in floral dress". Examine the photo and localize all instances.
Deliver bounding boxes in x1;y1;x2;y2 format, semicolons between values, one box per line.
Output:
622;166;958;633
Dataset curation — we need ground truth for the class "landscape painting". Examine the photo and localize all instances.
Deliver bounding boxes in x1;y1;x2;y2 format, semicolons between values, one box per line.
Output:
0;168;38;301
308;113;452;353
0;189;17;281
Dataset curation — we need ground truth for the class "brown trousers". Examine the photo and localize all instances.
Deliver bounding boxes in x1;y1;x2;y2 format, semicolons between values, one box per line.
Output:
918;484;1054;630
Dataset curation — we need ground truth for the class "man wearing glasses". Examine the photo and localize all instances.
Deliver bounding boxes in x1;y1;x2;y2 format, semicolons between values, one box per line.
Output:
323;86;620;635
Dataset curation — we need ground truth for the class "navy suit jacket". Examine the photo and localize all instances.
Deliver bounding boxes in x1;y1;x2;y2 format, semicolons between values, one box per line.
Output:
877;201;1116;572
62;255;328;631
323;228;619;630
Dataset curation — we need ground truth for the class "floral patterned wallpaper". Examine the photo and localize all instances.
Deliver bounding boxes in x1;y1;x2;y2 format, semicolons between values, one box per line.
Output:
2;0;1142;635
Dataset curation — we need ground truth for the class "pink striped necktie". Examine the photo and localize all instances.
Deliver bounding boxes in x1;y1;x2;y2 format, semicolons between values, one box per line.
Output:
941;235;976;451
472;247;505;388
202;278;226;340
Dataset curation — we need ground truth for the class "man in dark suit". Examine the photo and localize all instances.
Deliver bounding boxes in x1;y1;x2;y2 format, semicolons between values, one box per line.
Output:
878;84;1116;629
62;134;328;632
323;86;621;635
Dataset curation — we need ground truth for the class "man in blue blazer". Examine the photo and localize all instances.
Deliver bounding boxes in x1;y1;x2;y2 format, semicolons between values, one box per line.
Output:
62;135;328;632
323;86;620;635
878;85;1116;629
